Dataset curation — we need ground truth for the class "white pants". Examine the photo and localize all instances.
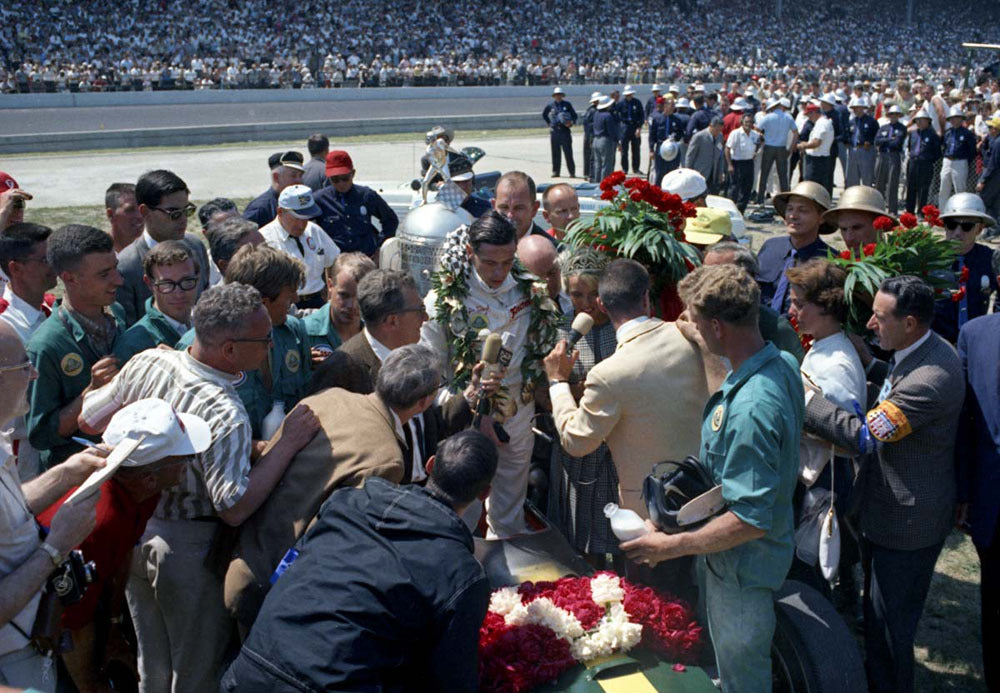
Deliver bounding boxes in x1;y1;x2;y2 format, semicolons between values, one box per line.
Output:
485;399;536;539
127;518;233;693
939;158;969;209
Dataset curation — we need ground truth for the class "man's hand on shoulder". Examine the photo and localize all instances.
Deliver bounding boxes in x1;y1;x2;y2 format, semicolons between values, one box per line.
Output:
272;403;321;453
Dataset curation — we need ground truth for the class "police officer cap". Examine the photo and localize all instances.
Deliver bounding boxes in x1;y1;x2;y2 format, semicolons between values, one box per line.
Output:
668;84;680;93
596;96;615;110
676;97;691;109
449;154;475;182
623;85;636;96
268;151;305;171
552;86;565;96
589;91;603;103
652;84;663;92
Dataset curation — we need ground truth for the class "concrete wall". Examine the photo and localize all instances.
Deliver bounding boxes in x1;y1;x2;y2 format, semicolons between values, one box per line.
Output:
0;112;539;154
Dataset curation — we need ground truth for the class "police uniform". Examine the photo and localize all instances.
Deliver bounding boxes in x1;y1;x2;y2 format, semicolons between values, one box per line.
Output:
940;125;977;207
875;122;906;214
312;184;399;257
616;97;645;174
26;304;125;469
905;128;942;214
421;268;537;539
582;103;598;181
260;218;340;308
177;317;311;438
112;298;187;364
700;343;803;692
833;102;851;180
591;109;621;183
302;303;343;358
932;243;998;343
542;98;578;177
846;113;879;186
460;194;493;219
649;111;682;186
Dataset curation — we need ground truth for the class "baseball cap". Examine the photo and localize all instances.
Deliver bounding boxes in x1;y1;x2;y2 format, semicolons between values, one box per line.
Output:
683;207;731;245
66;399;211;503
804;103;821;114
449;154;475;182
0;171;18;192
662;168;707;201
278;184;322;218
325;150;354;177
268;151;305;172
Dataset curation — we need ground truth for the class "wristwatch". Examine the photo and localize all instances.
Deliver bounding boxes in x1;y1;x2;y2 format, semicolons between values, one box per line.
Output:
38;541;64;568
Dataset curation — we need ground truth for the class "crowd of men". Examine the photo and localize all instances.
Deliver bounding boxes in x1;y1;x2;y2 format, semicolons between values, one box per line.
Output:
3;0;1000;93
0;118;997;693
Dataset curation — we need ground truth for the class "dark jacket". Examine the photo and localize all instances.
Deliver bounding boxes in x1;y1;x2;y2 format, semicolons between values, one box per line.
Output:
932;243;998;343
243;187;280;228
221;478;491;693
313;184;399;256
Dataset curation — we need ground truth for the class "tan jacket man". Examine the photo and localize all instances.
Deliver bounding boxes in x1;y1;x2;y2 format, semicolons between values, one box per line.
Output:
548;296;709;516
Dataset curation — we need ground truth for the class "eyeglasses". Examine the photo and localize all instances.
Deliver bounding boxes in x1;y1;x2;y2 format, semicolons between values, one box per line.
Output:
152;203;197;221
0;359;36;375
943;219;979;232
328;174;353;184
231;330;273;344
152;276;199;293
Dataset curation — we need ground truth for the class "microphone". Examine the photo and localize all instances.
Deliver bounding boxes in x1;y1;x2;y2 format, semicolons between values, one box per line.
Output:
566;312;595;351
472;333;503;428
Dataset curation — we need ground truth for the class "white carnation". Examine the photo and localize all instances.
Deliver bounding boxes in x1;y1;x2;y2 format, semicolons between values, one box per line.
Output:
570;603;642;662
489;587;523;616
521;598;585;639
589;574;625;605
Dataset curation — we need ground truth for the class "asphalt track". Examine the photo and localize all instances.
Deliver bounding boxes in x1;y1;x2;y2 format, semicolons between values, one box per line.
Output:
3;94;558;136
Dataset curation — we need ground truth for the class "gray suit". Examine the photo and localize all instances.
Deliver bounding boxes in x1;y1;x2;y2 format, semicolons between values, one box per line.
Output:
684;127;722;192
803;331;963;693
116;233;211;327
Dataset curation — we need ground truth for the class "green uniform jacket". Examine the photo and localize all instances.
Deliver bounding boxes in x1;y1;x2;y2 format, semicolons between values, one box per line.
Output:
26;304;126;469
112;299;185;364
700;343;803;591
176;316;312;438
302;303;343;354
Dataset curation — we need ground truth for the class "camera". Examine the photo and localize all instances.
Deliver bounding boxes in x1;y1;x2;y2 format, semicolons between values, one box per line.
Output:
47;549;97;606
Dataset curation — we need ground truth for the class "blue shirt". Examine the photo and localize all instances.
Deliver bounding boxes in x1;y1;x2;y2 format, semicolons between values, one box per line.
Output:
312;184;399;256
943;126;976;161
592;110;620;139
757;110;797;147
983;134;1000;182
875;122;906;153
848;114;879;148
908;128;942;161
542;99;578;130
701;343;803;590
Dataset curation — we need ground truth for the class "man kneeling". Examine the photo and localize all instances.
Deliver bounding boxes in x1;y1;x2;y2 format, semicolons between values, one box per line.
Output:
221;405;497;692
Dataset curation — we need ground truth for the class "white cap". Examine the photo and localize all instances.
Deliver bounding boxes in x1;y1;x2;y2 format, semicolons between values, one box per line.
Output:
596;95;615;110
590;91;603;103
552;86;565;95
693;83;705;93
746;86;758;96
765;98;780;111
278;184;322;219
659;140;680;162
779;97;791;109
835;89;847;102
652;83;663;92
668;84;680;93
662;168;708;201
676;97;691;109
888;104;904;115
913;108;933;121
623;85;636;96
730;98;748;111
947;105;966;119
819;93;837;106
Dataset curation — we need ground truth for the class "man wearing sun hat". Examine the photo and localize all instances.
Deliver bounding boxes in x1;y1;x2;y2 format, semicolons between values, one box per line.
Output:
260;184;341;310
875;105;907;215
846;96;879;187
591;96;620;183
824;186;897;258
542;86;578;179
582;91;602;182
905;109;942;215
617;85;645;175
939;106;977;209
35;398;210;693
756;181;835;314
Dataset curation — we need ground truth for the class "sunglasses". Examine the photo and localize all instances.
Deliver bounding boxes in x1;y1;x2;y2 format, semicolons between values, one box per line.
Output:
152;203;197;221
328;174;353;184
943;220;979;232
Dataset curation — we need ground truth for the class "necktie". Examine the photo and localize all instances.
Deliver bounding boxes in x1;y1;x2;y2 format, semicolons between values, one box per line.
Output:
292;235;305;257
401;422;414;483
413;416;424;465
877;357;896;403
769;249;797;313
957;256;969;329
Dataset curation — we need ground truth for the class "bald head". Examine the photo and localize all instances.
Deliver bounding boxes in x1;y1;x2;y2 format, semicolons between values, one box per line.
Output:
517;235;561;300
0;321;31;423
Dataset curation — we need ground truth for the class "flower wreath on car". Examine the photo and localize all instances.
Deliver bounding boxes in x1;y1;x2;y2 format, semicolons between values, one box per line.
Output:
824;205;959;333
479;572;702;693
429;225;562;414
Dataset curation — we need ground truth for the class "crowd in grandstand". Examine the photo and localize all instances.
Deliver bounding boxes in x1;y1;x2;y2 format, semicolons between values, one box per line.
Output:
3;0;1000;93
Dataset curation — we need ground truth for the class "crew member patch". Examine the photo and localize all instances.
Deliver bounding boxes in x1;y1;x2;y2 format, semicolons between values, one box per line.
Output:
284;349;301;373
60;352;84;377
710;404;725;431
866;400;912;443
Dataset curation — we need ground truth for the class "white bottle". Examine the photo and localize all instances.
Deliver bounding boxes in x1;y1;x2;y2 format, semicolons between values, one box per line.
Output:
261;400;286;441
603;503;649;541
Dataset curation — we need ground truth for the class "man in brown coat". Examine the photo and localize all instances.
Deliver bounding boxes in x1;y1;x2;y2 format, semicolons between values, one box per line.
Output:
224;344;442;629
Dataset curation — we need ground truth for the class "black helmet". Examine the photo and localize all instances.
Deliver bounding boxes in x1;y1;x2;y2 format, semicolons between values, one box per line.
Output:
642;456;726;534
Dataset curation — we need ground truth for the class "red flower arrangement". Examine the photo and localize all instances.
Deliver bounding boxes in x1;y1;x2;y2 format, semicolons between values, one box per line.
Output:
479;572;702;693
898;212;918;229
872;215;896;232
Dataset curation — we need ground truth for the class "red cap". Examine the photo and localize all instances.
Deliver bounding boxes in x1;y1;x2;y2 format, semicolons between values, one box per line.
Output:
325;150;354;177
655;96;665;104
804;103;821;114
0;171;18;192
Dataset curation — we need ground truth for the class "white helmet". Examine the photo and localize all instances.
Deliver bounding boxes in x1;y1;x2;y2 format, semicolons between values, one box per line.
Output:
659;140;680;162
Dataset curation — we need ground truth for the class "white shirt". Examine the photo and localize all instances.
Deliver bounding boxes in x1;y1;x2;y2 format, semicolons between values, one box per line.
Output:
806;117;834;157
890;329;932;370
0;285;50;345
142;229;159;250
615;315;652;343
726;128;760;161
260;218;340;296
364;329;427;483
801;331;867;412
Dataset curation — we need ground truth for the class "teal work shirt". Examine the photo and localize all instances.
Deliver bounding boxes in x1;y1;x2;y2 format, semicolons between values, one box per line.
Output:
26;304;126;469
113;299;186;364
176;316;311;438
301;302;343;355
700;342;803;591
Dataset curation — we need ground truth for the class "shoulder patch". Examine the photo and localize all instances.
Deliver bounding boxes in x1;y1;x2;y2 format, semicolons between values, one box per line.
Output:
284;349;301;373
60;352;84;377
865;400;912;443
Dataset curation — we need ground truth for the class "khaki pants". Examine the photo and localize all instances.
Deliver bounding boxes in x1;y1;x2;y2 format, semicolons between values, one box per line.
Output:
485;399;536;539
127;518;233;693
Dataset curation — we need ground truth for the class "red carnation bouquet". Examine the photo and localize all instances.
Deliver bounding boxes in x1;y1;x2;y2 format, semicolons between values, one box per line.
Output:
479;572;702;693
826;205;958;332
563;172;700;285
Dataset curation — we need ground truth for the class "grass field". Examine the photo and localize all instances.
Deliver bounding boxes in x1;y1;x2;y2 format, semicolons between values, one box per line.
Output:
21;202;987;691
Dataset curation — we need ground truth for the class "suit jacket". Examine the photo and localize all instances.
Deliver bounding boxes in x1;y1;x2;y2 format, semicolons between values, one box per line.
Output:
224;389;404;627
804;331;964;551
550;319;710;516
956;314;1000;549
684;127;722;185
115;233;211;327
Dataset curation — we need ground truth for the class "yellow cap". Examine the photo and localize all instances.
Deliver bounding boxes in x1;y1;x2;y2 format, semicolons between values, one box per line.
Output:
683;208;731;246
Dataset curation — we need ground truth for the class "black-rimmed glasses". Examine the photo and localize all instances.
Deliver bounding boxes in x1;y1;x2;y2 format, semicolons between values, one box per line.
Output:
152;276;199;293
